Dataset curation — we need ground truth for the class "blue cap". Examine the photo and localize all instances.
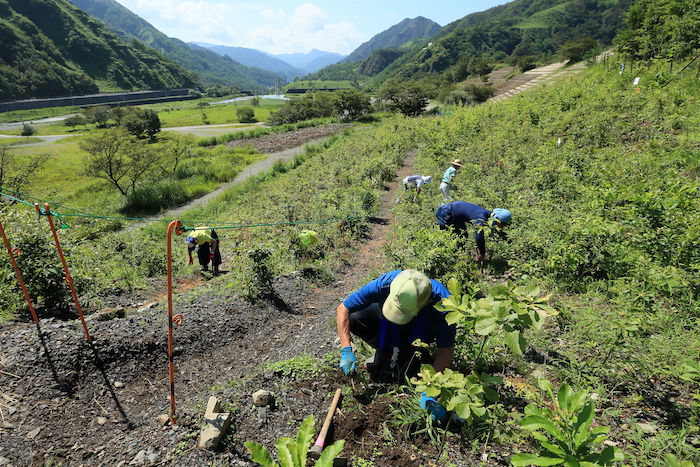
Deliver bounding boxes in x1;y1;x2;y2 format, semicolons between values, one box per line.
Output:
185;236;196;250
492;208;512;224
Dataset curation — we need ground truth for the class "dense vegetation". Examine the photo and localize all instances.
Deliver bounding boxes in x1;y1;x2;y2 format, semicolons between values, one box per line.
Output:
387;61;698;462
0;0;197;101
310;0;635;90
343;16;441;63
67;0;283;91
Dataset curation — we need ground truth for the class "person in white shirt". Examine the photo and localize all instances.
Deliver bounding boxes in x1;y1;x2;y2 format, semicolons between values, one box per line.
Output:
402;175;432;201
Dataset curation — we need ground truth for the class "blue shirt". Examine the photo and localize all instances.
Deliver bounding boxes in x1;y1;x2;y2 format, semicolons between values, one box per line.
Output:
435;201;492;255
442;166;457;184
343;270;455;348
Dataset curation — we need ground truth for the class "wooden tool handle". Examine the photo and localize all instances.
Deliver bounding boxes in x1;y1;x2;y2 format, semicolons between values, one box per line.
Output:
309;387;342;457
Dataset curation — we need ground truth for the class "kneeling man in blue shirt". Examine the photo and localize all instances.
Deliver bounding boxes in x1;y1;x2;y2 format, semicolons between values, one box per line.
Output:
336;269;455;378
336;270;455;419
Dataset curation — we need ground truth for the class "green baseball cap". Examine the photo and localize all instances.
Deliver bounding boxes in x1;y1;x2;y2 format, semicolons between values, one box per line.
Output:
382;270;433;325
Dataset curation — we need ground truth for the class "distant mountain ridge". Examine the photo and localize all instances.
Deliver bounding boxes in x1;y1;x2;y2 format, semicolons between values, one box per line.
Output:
273;49;345;74
67;0;282;91
190;42;305;80
0;0;196;101
344;16;441;63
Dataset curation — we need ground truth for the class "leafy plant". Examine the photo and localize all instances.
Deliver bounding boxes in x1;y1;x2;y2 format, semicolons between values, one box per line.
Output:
437;279;557;357
411;364;502;422
511;379;624;466
245;415;344;467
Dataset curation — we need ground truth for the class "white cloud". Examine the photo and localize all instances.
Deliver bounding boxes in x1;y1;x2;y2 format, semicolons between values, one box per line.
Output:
246;3;363;54
116;1;365;54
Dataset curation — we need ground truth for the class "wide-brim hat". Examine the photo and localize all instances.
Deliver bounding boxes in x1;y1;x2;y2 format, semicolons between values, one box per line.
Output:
382;270;432;325
451;159;464;167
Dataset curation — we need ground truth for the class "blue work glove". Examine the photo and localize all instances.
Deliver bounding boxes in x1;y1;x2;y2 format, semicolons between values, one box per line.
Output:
338;346;357;375
420;392;448;423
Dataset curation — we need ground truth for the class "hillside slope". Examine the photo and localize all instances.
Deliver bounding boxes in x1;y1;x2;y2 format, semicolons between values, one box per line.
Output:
67;0;282;91
344;16;441;63
276;49;345;74
377;0;634;84
0;0;197;100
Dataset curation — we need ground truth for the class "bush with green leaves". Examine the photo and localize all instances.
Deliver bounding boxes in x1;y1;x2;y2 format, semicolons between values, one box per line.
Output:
437;280;556;357
411;364;502;423
20;123;36;136
245;415;344;467
511;379;624;466
237;106;257;123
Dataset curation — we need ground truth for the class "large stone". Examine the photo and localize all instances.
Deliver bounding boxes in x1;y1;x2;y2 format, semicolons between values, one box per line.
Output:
252;390;274;407
197;396;232;450
129;450;147;466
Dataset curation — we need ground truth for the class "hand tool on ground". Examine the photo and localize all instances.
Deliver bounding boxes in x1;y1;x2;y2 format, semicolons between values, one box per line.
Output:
309;387;345;461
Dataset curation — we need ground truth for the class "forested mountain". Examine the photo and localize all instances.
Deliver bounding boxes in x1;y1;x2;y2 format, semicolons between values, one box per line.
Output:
67;0;282;91
388;0;635;81
310;0;634;89
344;16;441;63
0;0;197;101
192;42;305;80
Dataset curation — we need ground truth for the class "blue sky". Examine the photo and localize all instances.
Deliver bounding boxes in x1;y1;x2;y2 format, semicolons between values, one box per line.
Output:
113;1;506;54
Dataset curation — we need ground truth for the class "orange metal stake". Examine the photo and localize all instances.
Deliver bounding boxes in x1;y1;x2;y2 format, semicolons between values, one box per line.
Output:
166;220;184;424
0;221;40;324
35;203;92;342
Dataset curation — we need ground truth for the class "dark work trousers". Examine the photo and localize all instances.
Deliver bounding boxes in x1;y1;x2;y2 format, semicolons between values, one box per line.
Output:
349;303;430;383
196;230;222;270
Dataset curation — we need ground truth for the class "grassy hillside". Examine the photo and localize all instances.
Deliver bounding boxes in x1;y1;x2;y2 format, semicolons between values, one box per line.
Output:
387;62;699;462
388;0;634;81
67;0;283;91
0;0;197;100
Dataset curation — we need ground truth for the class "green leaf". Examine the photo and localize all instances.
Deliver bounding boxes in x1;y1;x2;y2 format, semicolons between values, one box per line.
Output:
557;384;573;412
275;438;295;467
425;386;441;398
245;441;277;467
537;379;555;397
596;445;625;465
510;453;564;466
446;311;462;325
572;403;595;447
314;440;345;467
475;316;498;335
569;390;588;414
505;330;527;356
295;415;315;466
521;415;562;439
447;277;462;297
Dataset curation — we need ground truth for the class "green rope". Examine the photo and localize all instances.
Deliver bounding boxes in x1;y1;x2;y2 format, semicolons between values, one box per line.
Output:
0;190;36;208
2;189;362;232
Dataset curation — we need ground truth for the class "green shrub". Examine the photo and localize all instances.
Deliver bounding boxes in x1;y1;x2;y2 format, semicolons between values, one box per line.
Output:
237;106;257;123
122;181;189;214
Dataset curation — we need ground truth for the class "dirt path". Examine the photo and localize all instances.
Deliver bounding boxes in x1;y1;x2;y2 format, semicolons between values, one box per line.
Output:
0;150;417;466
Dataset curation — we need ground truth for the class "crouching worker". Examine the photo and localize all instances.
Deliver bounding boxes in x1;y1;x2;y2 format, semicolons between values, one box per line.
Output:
436;201;511;262
336;269;455;421
185;228;222;274
402;175;432;201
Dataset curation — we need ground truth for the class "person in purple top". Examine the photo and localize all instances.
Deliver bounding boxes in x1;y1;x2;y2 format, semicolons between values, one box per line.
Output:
436;201;512;262
335;269;455;420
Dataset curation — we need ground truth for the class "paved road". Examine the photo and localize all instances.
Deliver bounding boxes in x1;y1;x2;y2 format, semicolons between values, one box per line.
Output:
0;114;80;131
0;134;78;147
